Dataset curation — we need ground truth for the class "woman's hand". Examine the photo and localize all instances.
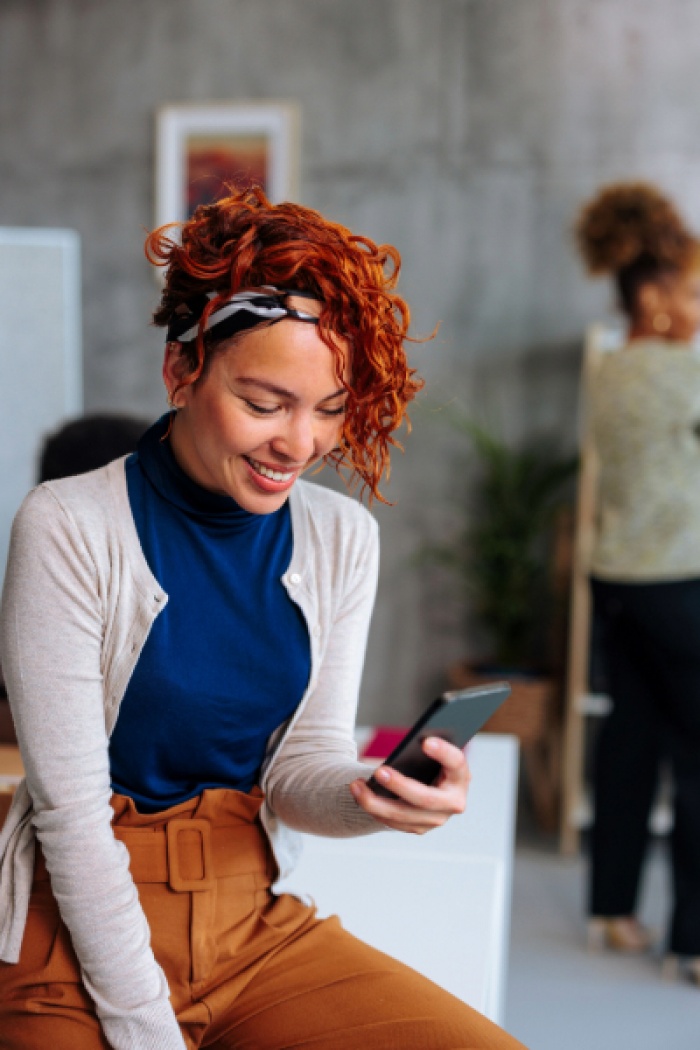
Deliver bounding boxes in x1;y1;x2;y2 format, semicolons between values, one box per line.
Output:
349;737;471;835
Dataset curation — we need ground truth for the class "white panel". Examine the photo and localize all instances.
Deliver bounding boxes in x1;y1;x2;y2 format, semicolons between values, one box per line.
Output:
0;228;82;588
280;843;502;1015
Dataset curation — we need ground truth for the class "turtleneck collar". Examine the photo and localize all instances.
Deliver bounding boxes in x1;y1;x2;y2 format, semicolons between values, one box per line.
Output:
136;415;271;532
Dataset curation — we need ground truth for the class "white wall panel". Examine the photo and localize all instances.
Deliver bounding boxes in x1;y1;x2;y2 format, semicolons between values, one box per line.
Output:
0;229;82;588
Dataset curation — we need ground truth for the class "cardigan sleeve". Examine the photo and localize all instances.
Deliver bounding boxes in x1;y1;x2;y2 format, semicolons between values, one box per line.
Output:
0;486;186;1050
263;499;382;837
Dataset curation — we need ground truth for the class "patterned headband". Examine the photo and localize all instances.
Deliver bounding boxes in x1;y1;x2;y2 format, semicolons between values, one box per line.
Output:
166;286;321;344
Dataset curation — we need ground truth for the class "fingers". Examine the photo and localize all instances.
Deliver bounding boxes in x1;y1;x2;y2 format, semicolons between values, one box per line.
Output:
423;737;471;788
349;778;440;834
349;737;471;835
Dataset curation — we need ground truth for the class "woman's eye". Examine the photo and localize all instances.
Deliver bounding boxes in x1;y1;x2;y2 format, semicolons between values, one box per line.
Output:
320;404;347;417
245;400;279;415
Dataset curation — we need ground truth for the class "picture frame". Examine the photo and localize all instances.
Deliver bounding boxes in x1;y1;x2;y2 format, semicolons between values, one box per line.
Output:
154;102;299;231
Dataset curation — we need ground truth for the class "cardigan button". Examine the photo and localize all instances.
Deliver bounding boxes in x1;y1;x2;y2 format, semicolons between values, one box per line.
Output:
289;573;301;586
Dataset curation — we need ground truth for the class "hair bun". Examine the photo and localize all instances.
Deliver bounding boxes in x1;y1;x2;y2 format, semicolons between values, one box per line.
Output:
575;181;692;274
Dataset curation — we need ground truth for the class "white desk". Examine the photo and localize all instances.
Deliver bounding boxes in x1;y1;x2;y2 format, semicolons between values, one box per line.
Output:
277;733;519;1024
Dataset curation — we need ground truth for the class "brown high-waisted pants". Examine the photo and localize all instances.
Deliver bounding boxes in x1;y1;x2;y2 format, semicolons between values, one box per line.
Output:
0;788;527;1050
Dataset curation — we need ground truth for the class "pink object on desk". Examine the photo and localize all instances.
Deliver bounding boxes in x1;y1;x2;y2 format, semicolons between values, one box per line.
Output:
360;727;409;760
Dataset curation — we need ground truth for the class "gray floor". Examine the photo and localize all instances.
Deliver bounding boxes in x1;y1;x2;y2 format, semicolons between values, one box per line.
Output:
505;841;700;1049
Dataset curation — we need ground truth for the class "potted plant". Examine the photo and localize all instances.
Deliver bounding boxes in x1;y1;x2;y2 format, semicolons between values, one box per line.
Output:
435;419;577;829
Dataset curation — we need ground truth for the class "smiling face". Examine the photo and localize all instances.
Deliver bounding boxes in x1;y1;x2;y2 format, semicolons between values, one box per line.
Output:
163;300;350;515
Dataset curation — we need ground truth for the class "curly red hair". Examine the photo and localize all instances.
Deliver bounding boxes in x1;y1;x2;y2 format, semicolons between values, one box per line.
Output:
145;187;425;502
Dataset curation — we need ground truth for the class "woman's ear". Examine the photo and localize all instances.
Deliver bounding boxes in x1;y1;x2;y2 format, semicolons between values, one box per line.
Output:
162;342;190;407
636;281;665;320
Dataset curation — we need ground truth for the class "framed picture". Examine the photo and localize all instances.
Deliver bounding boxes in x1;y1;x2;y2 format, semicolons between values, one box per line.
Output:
155;102;299;230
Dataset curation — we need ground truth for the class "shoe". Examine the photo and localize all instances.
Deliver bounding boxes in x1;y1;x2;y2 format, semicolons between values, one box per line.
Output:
587;916;655;953
662;954;700;985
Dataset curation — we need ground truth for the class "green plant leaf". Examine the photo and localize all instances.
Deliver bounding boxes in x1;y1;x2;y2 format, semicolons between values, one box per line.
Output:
421;414;577;669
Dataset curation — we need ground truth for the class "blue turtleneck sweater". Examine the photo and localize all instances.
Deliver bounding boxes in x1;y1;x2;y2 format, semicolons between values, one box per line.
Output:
108;417;311;812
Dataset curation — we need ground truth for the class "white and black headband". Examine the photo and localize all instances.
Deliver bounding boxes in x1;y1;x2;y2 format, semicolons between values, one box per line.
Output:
166;286;321;344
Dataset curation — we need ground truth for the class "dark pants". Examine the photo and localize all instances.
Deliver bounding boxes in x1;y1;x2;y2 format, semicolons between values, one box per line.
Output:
590;576;700;954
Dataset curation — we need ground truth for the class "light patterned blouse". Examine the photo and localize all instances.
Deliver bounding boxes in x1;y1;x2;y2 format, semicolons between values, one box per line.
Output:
590;338;700;581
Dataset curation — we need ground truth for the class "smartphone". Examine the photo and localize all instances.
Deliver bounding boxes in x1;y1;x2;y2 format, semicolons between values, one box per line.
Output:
366;681;511;799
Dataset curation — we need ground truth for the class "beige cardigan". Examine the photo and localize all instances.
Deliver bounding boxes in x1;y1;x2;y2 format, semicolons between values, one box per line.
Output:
0;459;380;1049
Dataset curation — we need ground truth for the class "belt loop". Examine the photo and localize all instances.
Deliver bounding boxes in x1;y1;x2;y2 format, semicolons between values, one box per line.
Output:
165;818;215;892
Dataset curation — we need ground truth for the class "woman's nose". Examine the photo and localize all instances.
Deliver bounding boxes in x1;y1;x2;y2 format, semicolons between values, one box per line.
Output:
271;413;317;463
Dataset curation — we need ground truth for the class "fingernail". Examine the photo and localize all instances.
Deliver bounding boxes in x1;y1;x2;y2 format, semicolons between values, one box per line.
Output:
424;737;440;753
376;767;391;783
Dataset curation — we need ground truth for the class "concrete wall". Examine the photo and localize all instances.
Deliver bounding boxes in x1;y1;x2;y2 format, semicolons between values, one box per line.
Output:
2;0;700;721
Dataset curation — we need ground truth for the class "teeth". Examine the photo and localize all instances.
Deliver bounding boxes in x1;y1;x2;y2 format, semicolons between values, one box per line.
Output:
250;459;294;483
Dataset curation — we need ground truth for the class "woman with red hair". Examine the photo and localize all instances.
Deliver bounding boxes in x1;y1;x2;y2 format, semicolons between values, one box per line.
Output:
0;189;526;1049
